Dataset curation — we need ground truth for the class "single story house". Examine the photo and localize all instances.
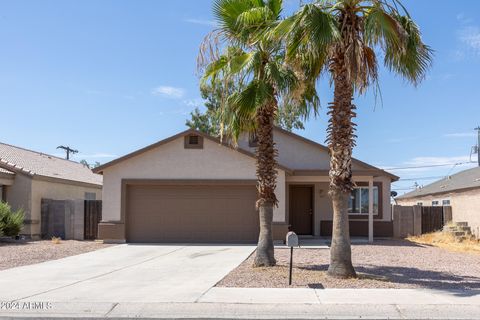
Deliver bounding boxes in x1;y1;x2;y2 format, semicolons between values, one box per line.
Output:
0;142;103;239
93;127;398;243
396;167;480;239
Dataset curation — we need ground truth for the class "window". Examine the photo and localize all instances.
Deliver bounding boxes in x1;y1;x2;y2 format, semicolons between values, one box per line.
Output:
248;131;258;147
442;199;451;206
348;186;379;215
431;200;439;206
184;135;203;149
417;202;423;206
85;192;96;200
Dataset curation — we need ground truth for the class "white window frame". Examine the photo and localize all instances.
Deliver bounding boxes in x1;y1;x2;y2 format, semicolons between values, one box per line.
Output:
442;199;451;206
348;186;379;215
431;200;439;206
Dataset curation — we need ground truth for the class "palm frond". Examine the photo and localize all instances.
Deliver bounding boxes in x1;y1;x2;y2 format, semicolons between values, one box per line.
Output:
267;0;283;18
364;3;404;50
213;0;255;36
384;14;433;85
285;3;339;60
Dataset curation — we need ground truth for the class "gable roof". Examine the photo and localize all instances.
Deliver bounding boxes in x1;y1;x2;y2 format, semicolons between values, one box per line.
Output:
397;166;480;199
273;126;399;181
93;129;292;174
94;128;397;181
0;142;102;187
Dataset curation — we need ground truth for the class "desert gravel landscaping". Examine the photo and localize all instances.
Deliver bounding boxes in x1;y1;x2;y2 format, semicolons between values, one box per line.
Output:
0;239;113;270
218;240;480;290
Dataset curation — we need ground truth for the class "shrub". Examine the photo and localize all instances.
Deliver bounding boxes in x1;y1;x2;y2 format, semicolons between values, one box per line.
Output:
0;202;24;237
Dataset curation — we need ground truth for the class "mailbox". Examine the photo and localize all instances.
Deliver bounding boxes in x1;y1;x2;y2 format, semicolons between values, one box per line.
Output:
286;231;298;247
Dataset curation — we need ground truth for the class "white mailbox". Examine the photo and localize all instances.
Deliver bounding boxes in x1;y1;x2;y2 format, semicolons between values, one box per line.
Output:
286;231;298;247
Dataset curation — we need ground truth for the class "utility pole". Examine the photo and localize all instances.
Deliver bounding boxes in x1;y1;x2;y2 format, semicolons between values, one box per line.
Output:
57;145;78;160
475;127;480;167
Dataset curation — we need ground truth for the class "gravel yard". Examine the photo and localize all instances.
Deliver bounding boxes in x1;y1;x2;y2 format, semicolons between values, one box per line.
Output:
218;240;480;290
0;239;113;271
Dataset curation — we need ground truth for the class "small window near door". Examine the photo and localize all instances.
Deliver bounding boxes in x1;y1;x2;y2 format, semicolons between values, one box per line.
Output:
442;199;451;206
348;186;379;215
85;192;96;200
184;135;203;149
432;200;439;206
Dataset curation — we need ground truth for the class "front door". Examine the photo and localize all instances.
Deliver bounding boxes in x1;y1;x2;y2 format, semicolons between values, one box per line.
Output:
289;185;313;235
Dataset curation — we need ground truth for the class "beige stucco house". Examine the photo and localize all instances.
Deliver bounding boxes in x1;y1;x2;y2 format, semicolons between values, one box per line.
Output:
0;142;103;239
396;167;480;239
94;127;398;243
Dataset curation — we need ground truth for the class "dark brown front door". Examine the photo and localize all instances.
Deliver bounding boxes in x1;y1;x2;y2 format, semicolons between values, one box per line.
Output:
289;185;313;235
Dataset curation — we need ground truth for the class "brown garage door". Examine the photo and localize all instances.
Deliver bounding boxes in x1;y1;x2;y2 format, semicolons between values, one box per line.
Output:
126;183;259;243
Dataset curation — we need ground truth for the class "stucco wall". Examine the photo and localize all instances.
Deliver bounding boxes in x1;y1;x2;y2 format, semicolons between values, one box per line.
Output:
238;129;369;170
101;136;286;224
397;188;480;239
5;174;33;235
29;179;102;237
287;176;392;236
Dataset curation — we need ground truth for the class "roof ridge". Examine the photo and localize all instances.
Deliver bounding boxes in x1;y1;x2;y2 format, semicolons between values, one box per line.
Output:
0;141;82;165
397;166;480;199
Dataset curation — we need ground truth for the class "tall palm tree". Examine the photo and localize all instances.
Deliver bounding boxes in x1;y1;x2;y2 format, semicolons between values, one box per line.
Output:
199;0;319;266
281;0;432;278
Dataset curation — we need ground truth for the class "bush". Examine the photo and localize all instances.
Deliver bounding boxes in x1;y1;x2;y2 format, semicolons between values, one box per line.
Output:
0;202;24;237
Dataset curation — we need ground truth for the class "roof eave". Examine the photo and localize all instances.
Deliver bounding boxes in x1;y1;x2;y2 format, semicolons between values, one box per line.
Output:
273;126;400;181
93;128;293;174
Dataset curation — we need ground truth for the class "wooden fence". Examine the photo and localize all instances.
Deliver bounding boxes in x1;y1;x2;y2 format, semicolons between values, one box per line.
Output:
84;200;102;240
421;206;444;234
393;205;453;238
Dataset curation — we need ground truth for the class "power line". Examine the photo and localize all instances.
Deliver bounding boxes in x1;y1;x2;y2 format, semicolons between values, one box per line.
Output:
383;161;475;171
394;175;445;182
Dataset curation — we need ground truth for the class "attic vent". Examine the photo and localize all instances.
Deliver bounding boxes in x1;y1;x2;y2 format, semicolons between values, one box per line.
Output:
184;134;203;149
189;135;199;145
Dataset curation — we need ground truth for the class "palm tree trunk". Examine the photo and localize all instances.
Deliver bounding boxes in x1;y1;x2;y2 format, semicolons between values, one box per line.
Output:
327;64;357;278
253;100;277;267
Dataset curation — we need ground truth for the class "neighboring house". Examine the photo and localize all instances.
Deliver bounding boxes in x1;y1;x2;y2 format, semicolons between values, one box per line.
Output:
0;142;103;239
93;127;398;243
396;167;480;239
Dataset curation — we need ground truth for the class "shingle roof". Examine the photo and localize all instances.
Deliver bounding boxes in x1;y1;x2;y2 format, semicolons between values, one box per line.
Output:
397;166;480;199
0;167;14;175
0;142;102;186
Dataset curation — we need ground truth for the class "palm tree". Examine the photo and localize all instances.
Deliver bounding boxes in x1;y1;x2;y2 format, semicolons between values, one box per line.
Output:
199;0;319;266
281;0;432;278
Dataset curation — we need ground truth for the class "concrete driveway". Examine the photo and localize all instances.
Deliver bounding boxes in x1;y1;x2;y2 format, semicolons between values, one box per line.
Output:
0;244;254;303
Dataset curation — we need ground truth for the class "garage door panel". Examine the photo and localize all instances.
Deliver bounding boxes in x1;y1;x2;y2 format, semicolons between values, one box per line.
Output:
126;184;259;243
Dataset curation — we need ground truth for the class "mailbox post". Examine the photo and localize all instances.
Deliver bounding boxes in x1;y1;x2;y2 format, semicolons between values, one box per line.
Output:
286;231;298;285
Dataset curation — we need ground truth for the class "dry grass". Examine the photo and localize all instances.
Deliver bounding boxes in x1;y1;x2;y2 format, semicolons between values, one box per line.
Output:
407;232;480;255
51;236;62;244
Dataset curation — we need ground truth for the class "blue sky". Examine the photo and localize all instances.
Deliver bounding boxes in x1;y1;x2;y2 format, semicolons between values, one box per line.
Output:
1;0;479;195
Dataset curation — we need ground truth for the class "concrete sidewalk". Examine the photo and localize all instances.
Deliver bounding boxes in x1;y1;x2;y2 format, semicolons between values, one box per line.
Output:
1;288;479;319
